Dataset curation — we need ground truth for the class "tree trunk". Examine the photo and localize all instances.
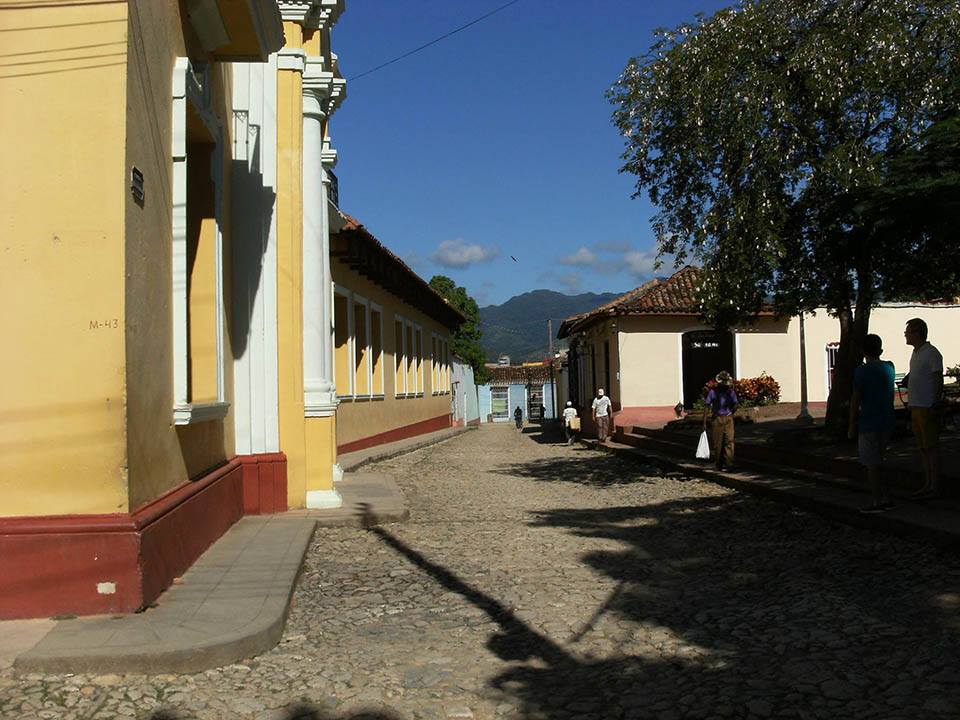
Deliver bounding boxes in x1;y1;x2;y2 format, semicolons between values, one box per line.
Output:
824;272;874;435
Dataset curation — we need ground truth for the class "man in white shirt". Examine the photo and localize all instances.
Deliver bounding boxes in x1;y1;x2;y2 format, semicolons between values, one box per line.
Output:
905;317;944;498
562;401;578;445
591;388;612;444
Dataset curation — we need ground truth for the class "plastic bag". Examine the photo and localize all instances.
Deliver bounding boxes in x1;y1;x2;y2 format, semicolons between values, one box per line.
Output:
696;431;711;460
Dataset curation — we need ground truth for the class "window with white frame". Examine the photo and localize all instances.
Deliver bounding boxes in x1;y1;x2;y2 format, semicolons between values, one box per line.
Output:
414;325;424;395
334;288;352;397
431;333;439;393
332;287;383;400
394;316;406;396
370;304;384;395
172;57;229;425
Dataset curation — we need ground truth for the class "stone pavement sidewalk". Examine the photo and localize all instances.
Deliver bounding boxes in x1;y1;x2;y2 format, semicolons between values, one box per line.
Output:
1;430;472;675
602;425;960;547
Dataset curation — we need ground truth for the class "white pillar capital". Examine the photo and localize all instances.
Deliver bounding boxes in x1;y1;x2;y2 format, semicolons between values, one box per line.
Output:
302;58;334;116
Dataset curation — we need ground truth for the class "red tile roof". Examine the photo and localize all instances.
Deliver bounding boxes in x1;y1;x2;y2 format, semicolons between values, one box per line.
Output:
332;213;466;330
557;266;704;337
487;365;553;385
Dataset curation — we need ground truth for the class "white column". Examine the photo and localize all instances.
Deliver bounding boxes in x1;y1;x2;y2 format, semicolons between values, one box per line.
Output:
302;57;337;417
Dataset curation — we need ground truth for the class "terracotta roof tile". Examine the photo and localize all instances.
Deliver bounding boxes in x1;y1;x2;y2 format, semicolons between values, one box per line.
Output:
487;365;553;385
557;266;703;337
332;211;465;329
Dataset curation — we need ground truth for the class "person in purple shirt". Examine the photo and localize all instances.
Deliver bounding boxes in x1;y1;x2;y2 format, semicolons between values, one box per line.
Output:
703;371;739;471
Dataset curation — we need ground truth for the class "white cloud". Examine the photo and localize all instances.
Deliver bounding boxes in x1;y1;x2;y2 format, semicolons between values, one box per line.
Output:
430;238;500;268
557;272;583;293
623;249;658;277
558;246;597;266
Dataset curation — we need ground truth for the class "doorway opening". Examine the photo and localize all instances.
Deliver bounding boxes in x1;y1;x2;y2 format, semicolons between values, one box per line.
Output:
681;329;735;408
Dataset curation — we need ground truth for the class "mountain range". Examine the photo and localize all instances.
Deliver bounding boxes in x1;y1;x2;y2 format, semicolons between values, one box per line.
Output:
479;290;621;362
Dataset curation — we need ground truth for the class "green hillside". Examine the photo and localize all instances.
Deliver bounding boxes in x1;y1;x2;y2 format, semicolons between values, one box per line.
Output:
479;290;620;362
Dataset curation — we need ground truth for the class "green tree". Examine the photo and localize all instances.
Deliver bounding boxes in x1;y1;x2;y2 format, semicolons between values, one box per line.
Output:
429;275;491;384
609;0;960;431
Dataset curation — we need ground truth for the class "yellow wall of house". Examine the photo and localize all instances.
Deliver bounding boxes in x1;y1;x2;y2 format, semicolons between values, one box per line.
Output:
276;28;309;508
735;317;798;401
332;261;454;447
122;3;236;511
276;22;339;504
616;316;703;407
0;3;130;516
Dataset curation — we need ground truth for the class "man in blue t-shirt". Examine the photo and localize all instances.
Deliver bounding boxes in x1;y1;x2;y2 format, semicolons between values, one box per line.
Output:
848;333;896;513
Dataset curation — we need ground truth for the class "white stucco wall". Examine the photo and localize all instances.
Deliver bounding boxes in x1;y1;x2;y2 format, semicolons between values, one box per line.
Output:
610;304;959;407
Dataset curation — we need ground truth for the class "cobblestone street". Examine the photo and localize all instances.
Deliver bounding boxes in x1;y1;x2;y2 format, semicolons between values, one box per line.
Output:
3;424;960;720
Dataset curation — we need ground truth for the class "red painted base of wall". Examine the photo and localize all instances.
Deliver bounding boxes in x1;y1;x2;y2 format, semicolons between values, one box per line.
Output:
338;414;452;455
0;453;287;620
239;453;288;515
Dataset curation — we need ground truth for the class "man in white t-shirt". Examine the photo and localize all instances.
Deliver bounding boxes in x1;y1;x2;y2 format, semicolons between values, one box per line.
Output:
905;317;944;498
592;388;612;444
562;401;578;445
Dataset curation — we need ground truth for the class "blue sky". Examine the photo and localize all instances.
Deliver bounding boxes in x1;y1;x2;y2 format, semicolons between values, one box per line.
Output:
331;0;729;306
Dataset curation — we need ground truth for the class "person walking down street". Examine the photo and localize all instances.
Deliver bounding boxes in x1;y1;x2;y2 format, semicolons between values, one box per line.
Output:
904;318;944;499
848;333;897;513
592;388;612;445
562;401;578;445
704;371;738;471
514;405;524;431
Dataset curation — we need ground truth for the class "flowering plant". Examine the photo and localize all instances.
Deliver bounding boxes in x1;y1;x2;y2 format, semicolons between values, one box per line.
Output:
700;373;781;408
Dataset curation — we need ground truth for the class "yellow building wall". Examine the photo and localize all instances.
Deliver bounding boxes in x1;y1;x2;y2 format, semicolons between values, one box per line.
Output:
122;3;236;511
276;21;314;508
0;3;129;516
616;316;693;407
332;261;454;447
735;316;798;401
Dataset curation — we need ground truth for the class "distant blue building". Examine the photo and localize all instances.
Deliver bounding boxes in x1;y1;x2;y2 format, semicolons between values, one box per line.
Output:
478;364;556;423
452;355;480;426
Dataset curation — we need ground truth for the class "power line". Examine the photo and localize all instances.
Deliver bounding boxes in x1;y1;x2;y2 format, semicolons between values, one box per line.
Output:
347;0;523;83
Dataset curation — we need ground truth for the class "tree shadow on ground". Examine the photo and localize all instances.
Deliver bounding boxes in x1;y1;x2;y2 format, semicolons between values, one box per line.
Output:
494;482;960;718
520;423;567;445
494;446;677;487
363;465;960;718
148;704;404;719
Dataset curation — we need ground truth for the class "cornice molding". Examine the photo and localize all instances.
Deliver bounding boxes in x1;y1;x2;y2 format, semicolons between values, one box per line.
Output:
321;142;338;168
303;56;334;96
277;46;306;73
328;76;346;115
278;0;344;30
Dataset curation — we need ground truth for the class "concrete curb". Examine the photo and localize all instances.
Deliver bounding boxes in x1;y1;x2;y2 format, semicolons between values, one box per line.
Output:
339;426;474;472
14;517;317;675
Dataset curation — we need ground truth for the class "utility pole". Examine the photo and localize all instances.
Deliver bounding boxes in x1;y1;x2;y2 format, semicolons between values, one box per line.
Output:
797;311;813;424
